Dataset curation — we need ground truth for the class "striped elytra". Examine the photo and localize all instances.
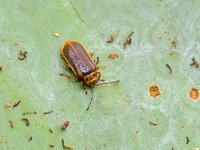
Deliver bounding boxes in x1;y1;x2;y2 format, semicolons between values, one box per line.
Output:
61;40;101;87
61;40;96;78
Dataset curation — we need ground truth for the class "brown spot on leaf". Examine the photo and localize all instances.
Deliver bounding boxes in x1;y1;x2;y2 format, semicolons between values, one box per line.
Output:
108;52;119;59
61;120;70;130
148;84;161;97
149;121;158;126
107;36;114;43
188;88;199;100
18;50;27;60
123;32;134;49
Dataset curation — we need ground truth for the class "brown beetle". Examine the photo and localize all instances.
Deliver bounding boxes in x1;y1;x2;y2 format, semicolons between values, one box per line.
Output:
60;40;120;89
60;40;102;88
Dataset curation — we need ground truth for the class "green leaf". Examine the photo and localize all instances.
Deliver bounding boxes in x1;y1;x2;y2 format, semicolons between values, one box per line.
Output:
1;0;200;150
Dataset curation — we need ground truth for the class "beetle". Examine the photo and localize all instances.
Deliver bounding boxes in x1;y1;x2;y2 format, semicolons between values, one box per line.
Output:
60;40;120;89
60;40;102;88
60;40;120;110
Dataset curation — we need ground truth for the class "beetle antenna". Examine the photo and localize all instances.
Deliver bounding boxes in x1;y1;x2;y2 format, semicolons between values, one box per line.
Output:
99;79;105;82
96;80;120;86
86;90;94;111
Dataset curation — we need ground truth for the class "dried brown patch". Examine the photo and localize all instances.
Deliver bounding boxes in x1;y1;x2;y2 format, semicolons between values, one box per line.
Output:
18;50;27;60
49;144;55;148
61;139;73;149
21;118;30;126
107;36;114;43
22;111;36;116
148;84;161;97
8;120;14;128
13;100;21;108
149;121;158;126
123;32;134;49
166;64;172;74
168;50;177;56
188;88;199;101
170;38;177;49
15;40;21;46
190;58;200;68
61;120;70;130
108;52;119;59
4;102;13;108
43;110;53;115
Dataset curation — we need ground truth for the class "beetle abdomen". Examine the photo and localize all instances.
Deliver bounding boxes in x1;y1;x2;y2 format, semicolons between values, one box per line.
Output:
61;40;96;78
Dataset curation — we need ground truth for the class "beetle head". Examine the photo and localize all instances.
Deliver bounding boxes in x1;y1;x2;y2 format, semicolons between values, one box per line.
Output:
84;72;101;87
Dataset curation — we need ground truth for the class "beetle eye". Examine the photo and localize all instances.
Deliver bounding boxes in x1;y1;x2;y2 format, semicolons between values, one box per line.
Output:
93;74;96;77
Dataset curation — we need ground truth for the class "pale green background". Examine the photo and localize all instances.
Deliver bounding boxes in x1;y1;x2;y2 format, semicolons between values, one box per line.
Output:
0;0;200;150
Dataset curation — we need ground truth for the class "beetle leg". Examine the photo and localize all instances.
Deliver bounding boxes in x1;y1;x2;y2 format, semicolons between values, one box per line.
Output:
95;57;99;65
89;52;94;58
63;61;71;69
99;79;105;82
59;73;78;81
86;89;94;111
80;81;88;91
96;80;120;86
96;65;107;70
65;63;70;68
